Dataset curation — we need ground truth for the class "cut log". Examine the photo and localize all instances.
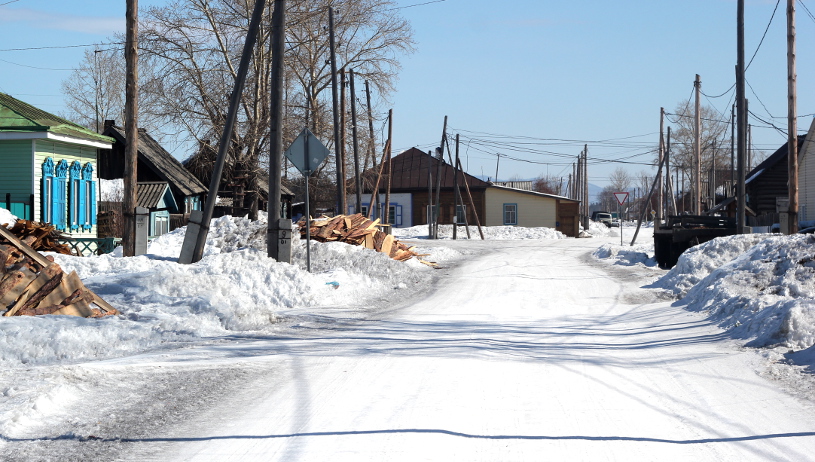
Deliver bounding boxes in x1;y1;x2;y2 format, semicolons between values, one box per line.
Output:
0;267;36;307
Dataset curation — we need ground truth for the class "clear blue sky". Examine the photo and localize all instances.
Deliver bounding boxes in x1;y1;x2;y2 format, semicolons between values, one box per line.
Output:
1;0;812;188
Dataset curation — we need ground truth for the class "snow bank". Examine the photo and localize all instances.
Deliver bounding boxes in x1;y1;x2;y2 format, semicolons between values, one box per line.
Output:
0;208;17;227
0;212;449;367
393;224;565;240
593;243;657;267
654;234;771;297
645;233;815;350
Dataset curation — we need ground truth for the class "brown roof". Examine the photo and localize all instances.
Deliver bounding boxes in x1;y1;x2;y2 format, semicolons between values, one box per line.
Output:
363;147;489;191
103;125;208;197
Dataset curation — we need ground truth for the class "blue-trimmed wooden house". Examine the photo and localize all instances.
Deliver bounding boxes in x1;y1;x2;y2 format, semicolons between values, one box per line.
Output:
0;93;113;237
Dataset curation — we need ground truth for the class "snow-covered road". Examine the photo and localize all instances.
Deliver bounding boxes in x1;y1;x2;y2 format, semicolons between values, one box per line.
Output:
5;236;815;461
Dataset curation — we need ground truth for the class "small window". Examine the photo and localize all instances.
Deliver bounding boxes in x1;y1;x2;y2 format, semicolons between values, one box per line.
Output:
360;205;369;218
155;215;169;236
426;204;439;224
455;205;466;224
503;204;517;225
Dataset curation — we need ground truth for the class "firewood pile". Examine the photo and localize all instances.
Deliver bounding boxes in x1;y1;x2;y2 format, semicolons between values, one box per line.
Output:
1;220;72;255
0;224;119;318
300;214;436;266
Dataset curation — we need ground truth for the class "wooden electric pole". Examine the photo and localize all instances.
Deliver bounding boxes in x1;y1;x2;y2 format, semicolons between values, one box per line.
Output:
787;0;799;233
122;0;139;257
737;2;747;234
694;74;702;215
349;69;362;214
267;0;286;260
383;109;393;225
339;69;347;211
328;7;343;216
658;107;664;224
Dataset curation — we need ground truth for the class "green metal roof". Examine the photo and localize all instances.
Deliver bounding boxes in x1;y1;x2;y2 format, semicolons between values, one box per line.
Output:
0;92;113;144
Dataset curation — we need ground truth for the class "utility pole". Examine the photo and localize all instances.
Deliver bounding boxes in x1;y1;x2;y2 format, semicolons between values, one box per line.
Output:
267;0;287;261
787;0;799;233
363;80;379;216
731;104;735;196
694;74;702;215
584;145;589;228
349;69;362;214
453;133;462;239
339;69;347;212
737;2;747;234
328;7;343;216
658;107;664;224
122;0;139;257
183;0;267;264
383;109;393;225
432;116;447;239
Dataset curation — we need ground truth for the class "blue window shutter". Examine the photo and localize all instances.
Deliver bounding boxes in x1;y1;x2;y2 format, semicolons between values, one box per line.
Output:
396;205;402;226
41;158;54;224
55;177;67;230
68;162;81;230
90;181;97;227
78;178;86;229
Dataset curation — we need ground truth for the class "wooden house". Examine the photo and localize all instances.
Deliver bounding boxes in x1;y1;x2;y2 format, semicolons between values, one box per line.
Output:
485;185;580;236
796;117;815;224
746;135;805;226
357;147;580;236
99;121;208;218
0;93;113;237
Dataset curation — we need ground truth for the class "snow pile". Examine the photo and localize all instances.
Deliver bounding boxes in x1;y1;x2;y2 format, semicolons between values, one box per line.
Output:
580;220;620;238
650;233;815;350
0;208;17;227
0;212;446;367
393;224;565;240
654;234;772;297
593;243;657;267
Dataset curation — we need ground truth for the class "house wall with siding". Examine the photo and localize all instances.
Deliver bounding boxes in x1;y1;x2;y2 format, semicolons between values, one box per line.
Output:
34;140;98;237
0;140;34;209
485;188;558;227
799;119;815;222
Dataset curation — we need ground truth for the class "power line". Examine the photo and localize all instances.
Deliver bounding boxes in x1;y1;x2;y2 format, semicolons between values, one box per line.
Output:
389;0;447;10
0;57;75;71
798;0;815;24
746;0;781;71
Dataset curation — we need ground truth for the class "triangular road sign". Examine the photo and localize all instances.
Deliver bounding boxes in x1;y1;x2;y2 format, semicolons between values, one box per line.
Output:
613;192;629;205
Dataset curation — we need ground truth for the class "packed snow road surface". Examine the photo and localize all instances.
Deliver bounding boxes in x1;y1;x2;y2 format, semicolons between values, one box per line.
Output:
124;240;815;459
3;230;815;461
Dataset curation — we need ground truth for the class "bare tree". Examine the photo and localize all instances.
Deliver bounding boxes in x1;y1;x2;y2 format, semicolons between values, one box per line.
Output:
532;174;561;195
61;0;415;218
61;47;161;134
608;167;632;192
669;100;732;194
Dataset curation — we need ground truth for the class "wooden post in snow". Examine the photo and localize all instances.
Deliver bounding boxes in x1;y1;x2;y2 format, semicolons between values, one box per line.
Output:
123;0;139;257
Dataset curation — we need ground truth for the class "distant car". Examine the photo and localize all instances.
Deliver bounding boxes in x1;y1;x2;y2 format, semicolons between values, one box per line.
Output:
798;226;815;234
593;212;613;227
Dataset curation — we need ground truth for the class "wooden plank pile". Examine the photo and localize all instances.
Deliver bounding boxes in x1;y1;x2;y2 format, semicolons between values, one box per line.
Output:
0;224;119;318
1;220;73;255
300;214;436;266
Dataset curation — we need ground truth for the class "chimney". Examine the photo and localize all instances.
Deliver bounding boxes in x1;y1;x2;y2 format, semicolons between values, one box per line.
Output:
138;127;146;134
104;120;116;130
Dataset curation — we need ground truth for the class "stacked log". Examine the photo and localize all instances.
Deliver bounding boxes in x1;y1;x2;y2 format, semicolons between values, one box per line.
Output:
0;220;72;255
300;214;435;266
0;224;118;318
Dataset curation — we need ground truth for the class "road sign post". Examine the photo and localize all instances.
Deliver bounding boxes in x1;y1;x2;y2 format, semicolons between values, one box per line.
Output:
285;128;330;272
614;192;629;246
